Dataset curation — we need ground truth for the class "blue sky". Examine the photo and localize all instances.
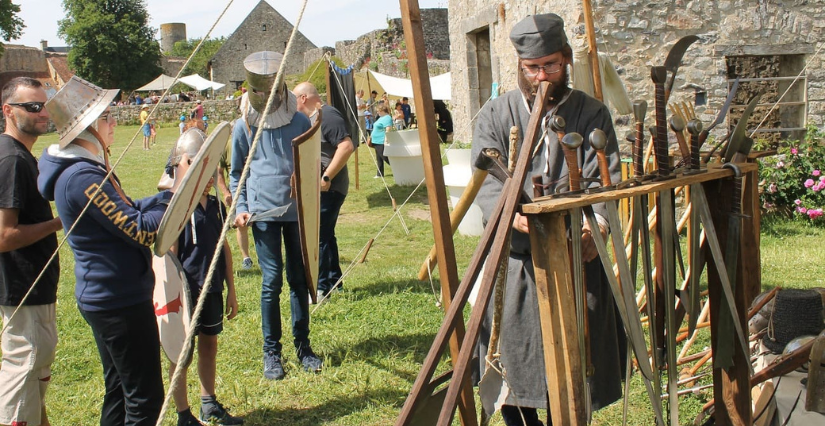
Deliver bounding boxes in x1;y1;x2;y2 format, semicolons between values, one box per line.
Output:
14;0;447;49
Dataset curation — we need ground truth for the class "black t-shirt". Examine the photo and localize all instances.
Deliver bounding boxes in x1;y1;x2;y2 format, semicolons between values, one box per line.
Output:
319;104;354;196
0;134;59;305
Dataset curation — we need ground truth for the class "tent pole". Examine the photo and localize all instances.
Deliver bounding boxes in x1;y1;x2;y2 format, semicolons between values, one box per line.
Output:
582;0;604;101
396;1;478;425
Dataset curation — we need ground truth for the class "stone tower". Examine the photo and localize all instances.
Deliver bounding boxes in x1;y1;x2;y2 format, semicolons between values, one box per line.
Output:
160;23;187;54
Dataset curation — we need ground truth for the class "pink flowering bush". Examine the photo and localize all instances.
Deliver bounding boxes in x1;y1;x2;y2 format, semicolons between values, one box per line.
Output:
758;126;825;223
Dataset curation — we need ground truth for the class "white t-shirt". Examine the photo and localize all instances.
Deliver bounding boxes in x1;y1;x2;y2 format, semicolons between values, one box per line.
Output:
356;97;366;117
179;122;185;135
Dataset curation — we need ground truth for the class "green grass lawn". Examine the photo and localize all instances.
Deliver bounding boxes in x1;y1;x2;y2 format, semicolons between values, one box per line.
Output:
30;124;825;425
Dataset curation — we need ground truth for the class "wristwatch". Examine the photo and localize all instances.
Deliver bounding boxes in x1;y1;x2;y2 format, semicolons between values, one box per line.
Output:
322;175;331;183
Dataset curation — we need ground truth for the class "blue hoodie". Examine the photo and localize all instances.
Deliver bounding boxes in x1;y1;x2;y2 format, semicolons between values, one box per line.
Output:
38;144;171;311
229;113;311;222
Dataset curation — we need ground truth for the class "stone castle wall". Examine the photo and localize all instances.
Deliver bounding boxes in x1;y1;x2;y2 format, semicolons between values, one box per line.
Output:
448;0;825;146
302;8;451;79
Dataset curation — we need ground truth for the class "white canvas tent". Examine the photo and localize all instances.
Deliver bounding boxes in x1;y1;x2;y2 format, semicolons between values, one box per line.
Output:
136;74;178;92
354;70;451;101
179;74;225;91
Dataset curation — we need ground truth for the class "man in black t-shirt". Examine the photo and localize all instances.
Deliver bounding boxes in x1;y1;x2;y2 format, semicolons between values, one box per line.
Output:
293;82;355;299
0;77;62;426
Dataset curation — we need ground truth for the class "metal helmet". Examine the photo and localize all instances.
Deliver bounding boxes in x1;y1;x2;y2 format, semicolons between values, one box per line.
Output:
244;51;285;112
46;76;120;148
172;127;208;166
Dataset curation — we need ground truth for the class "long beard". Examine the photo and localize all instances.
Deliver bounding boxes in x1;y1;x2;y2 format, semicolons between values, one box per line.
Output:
518;67;571;108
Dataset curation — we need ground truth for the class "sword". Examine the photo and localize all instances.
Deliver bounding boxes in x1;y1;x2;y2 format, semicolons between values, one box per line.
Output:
246;204;291;223
589;129;665;425
559;129;592;416
685;120;704;336
669;116;691;166
652;64;680;426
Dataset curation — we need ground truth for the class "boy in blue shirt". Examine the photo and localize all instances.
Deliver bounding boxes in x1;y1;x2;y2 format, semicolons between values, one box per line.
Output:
167;129;242;426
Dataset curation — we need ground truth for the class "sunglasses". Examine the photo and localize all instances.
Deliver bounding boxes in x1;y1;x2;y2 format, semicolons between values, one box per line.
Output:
7;102;46;113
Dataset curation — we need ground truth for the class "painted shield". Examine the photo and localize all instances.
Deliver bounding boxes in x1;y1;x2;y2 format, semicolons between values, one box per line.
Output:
154;121;231;256
292;110;322;304
152;253;193;363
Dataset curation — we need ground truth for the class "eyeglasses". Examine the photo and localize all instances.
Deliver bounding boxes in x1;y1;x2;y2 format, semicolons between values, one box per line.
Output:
99;112;115;123
7;102;46;113
521;62;564;77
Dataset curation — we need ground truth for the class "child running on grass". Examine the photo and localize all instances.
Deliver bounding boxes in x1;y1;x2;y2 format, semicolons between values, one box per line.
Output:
168;128;242;426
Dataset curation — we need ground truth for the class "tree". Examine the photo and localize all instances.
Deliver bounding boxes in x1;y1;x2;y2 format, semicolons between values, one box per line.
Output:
58;0;162;91
168;37;225;79
0;0;25;58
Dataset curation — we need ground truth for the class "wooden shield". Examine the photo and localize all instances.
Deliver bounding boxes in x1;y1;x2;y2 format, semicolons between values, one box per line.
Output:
152;252;193;363
154;121;231;256
292;110;322;304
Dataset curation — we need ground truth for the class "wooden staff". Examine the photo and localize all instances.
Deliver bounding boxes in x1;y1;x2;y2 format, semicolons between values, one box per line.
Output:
582;0;603;101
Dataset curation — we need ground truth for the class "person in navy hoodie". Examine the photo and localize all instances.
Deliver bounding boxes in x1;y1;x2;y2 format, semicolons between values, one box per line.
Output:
38;76;188;426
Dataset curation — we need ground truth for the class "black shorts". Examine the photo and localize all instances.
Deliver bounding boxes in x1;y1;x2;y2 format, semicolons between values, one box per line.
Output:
191;290;224;336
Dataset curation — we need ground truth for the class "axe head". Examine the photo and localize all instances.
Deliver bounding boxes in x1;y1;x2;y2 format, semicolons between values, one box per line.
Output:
664;35;700;93
724;93;761;162
476;148;501;171
633;100;647;124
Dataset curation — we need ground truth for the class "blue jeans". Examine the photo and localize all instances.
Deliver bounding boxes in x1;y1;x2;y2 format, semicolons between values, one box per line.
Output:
251;221;310;354
318;190;346;294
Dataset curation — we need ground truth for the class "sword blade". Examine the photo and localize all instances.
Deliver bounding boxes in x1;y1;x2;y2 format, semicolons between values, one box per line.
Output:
583;206;664;425
687;190;703;337
691;185;753;374
659;189;680;426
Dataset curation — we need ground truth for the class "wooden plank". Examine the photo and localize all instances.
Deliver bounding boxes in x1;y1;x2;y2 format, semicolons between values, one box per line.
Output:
528;212;588;425
741;164;761;306
522;163;758;215
397;2;477;425
703;178;752;426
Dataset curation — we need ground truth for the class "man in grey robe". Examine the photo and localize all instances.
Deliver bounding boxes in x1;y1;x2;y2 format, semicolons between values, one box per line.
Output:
471;13;626;425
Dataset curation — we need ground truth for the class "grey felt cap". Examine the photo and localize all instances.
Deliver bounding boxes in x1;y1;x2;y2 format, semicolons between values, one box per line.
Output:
509;14;568;59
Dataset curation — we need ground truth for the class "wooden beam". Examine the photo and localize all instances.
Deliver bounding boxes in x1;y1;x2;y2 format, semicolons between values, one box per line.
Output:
528;212;588;425
398;2;477;425
522;163;758;215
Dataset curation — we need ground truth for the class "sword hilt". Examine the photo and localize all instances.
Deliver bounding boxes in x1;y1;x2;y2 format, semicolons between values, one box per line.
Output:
549;115;566;142
669;116;691;162
633;100;647;178
724;163;743;216
687;119;703;171
651;66;670;177
561;132;583;192
589;129;612;188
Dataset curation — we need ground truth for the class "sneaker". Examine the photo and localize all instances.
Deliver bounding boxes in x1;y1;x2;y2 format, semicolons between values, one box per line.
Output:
316;289;325;301
177;408;206;426
241;257;253;270
297;345;323;373
263;351;285;380
200;400;244;425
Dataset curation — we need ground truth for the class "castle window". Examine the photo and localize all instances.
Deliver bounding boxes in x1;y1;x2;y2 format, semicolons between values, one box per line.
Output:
262;24;267;31
244;44;248;50
726;53;807;143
